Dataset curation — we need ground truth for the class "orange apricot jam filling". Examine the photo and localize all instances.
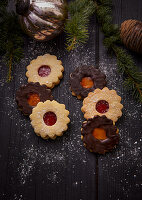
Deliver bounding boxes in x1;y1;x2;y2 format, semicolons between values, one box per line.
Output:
92;128;107;140
27;93;40;107
80;77;94;88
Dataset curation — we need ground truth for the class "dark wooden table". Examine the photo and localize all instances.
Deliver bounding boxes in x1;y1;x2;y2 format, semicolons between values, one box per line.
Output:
0;0;142;200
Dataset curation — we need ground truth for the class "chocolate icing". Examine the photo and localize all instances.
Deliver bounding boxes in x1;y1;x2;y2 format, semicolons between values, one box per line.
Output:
16;82;53;115
70;66;107;98
81;116;120;154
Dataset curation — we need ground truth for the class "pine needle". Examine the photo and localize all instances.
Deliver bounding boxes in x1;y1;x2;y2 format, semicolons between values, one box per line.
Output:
0;1;24;82
65;0;95;51
94;0;142;102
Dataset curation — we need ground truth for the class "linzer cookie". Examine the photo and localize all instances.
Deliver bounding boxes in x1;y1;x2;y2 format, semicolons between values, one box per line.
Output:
26;54;64;88
81;116;120;154
81;87;123;122
30;100;70;139
70;65;106;99
16;82;53;115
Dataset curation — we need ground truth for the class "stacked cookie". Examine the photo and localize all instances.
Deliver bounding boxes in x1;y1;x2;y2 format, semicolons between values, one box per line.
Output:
16;54;70;140
70;66;123;154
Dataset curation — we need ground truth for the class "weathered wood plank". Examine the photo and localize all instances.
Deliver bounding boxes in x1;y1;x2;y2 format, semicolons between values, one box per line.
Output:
0;13;98;200
0;1;142;200
98;1;142;200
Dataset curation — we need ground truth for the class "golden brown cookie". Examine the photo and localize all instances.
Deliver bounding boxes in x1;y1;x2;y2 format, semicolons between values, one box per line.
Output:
30;100;70;139
26;54;64;88
81;87;123;122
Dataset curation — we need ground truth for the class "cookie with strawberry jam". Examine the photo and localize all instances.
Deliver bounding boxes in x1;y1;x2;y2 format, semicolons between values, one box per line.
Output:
26;54;64;88
70;66;106;99
81;116;120;154
30;100;70;139
16;82;53;115
81;87;123;122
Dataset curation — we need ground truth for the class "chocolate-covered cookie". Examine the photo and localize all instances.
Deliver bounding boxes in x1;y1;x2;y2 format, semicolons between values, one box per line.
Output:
81;116;119;154
16;82;53;115
70;66;107;99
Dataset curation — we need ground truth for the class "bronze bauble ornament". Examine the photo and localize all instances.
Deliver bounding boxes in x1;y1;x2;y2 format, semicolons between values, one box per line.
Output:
120;19;142;54
16;0;67;41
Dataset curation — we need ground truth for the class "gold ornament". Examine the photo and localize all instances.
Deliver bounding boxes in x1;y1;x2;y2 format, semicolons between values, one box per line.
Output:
16;0;67;41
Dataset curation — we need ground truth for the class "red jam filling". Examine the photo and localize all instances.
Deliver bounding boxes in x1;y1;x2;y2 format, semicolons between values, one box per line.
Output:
43;112;57;126
27;93;40;107
93;128;107;140
38;65;51;77
80;77;94;89
96;100;109;113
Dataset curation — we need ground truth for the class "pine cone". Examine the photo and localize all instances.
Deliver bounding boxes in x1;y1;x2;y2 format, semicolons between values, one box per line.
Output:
120;19;142;54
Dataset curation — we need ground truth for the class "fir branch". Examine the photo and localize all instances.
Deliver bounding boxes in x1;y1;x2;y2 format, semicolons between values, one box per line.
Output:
65;0;95;51
0;1;24;82
94;0;142;102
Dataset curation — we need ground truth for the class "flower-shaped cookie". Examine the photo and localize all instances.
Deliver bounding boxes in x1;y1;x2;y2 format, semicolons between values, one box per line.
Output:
81;116;120;154
26;54;64;88
81;87;123;122
30;100;70;139
16;82;53;115
70;65;106;99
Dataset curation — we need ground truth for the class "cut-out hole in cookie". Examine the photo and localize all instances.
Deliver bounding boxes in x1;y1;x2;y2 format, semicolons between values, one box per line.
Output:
96;100;109;113
43;112;57;126
93;128;107;140
80;77;94;89
38;65;51;77
27;93;40;107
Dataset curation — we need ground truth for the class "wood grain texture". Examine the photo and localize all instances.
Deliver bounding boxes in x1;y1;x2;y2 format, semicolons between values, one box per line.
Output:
98;1;142;200
0;3;97;200
0;0;142;200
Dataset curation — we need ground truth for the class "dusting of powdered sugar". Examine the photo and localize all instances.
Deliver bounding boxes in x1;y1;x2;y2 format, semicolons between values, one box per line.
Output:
0;30;141;199
98;54;142;199
14;42;98;187
0;40;96;190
